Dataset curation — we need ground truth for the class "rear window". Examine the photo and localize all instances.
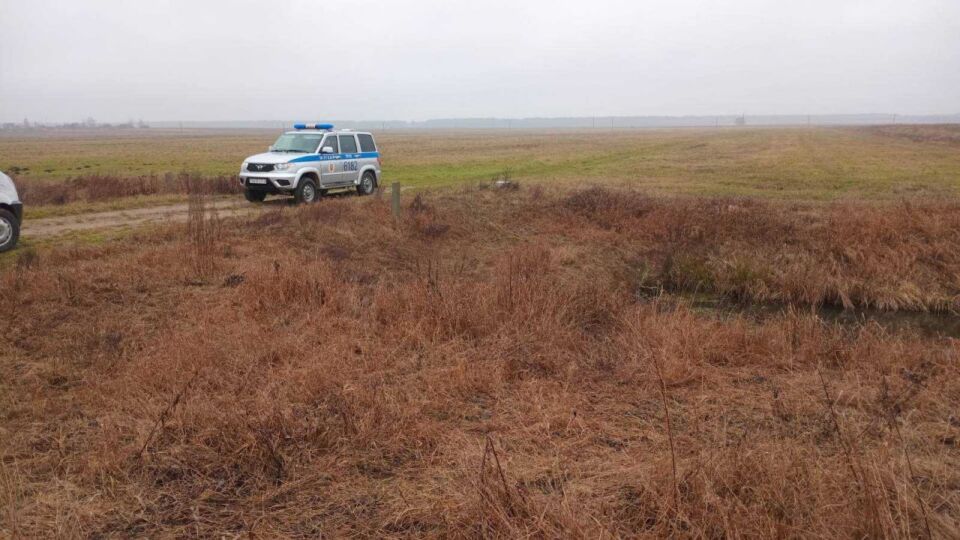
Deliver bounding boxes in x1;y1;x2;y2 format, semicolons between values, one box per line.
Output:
358;133;377;153
339;135;358;153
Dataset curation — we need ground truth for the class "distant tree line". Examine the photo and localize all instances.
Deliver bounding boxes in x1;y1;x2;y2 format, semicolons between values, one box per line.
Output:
1;117;150;130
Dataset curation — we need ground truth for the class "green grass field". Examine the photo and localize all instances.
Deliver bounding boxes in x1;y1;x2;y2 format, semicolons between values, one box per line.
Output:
2;125;959;210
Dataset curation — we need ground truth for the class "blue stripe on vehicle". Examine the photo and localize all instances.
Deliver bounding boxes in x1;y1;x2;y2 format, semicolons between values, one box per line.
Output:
289;151;379;163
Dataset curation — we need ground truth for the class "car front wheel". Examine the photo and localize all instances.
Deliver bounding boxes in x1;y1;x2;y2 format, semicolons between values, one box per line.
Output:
295;178;319;204
0;209;20;253
244;189;267;202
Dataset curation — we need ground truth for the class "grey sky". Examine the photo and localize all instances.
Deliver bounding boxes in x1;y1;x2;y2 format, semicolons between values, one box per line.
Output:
1;0;958;123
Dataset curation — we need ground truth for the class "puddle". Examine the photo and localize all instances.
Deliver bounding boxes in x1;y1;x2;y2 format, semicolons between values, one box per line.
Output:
680;294;960;339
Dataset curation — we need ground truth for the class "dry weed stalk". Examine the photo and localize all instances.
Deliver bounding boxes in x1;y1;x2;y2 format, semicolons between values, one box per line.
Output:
479;435;525;513
136;369;200;460
186;187;222;277
817;365;885;536
652;356;680;514
881;372;935;540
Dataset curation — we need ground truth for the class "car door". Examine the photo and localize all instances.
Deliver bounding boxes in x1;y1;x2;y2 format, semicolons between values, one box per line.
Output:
318;134;341;187
338;134;361;184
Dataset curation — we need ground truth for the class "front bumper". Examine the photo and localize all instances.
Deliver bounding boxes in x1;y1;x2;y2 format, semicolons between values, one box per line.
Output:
10;202;22;223
238;172;296;192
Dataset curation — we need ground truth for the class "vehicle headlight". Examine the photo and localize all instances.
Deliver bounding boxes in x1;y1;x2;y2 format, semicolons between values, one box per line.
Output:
242;162;249;170
274;163;291;171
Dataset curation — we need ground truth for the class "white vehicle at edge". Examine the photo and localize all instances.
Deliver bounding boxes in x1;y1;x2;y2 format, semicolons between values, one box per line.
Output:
238;123;381;203
0;171;23;252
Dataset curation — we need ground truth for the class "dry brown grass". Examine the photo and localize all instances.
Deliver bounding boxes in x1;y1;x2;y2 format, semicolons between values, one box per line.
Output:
560;188;960;313
17;173;240;206
2;186;959;538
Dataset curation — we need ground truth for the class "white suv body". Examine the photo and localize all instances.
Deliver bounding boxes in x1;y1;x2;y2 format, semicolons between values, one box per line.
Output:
239;124;381;203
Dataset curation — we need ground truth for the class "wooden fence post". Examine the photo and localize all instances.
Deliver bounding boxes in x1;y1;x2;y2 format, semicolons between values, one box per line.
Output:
391;182;401;220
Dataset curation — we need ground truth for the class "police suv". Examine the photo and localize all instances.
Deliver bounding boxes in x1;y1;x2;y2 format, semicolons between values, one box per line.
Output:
0;171;23;252
239;124;381;203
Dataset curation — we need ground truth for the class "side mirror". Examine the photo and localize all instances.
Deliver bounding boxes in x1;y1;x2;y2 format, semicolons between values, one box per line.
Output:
268;145;276;152
321;146;335;154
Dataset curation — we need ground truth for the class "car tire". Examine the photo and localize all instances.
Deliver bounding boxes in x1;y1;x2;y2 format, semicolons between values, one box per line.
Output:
295;177;319;204
357;171;376;196
244;189;267;203
0;209;20;253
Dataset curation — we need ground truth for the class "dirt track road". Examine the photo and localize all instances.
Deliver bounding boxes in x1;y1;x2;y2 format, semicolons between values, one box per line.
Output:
23;199;257;240
22;186;409;241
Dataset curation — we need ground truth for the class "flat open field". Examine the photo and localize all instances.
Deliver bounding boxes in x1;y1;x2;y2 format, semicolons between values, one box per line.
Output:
2;126;960;537
3;125;960;216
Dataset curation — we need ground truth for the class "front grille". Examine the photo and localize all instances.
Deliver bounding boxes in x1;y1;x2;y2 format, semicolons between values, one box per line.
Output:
247;163;275;173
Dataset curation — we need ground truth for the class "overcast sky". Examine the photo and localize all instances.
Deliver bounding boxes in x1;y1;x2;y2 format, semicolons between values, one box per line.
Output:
1;0;958;123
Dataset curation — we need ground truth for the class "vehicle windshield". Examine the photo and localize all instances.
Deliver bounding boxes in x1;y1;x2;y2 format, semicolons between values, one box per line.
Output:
271;133;323;153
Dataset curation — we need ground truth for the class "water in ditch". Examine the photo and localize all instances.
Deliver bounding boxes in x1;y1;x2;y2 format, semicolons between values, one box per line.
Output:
678;293;960;339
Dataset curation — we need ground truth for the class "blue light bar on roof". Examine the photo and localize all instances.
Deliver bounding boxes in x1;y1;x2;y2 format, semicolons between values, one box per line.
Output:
293;123;333;130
